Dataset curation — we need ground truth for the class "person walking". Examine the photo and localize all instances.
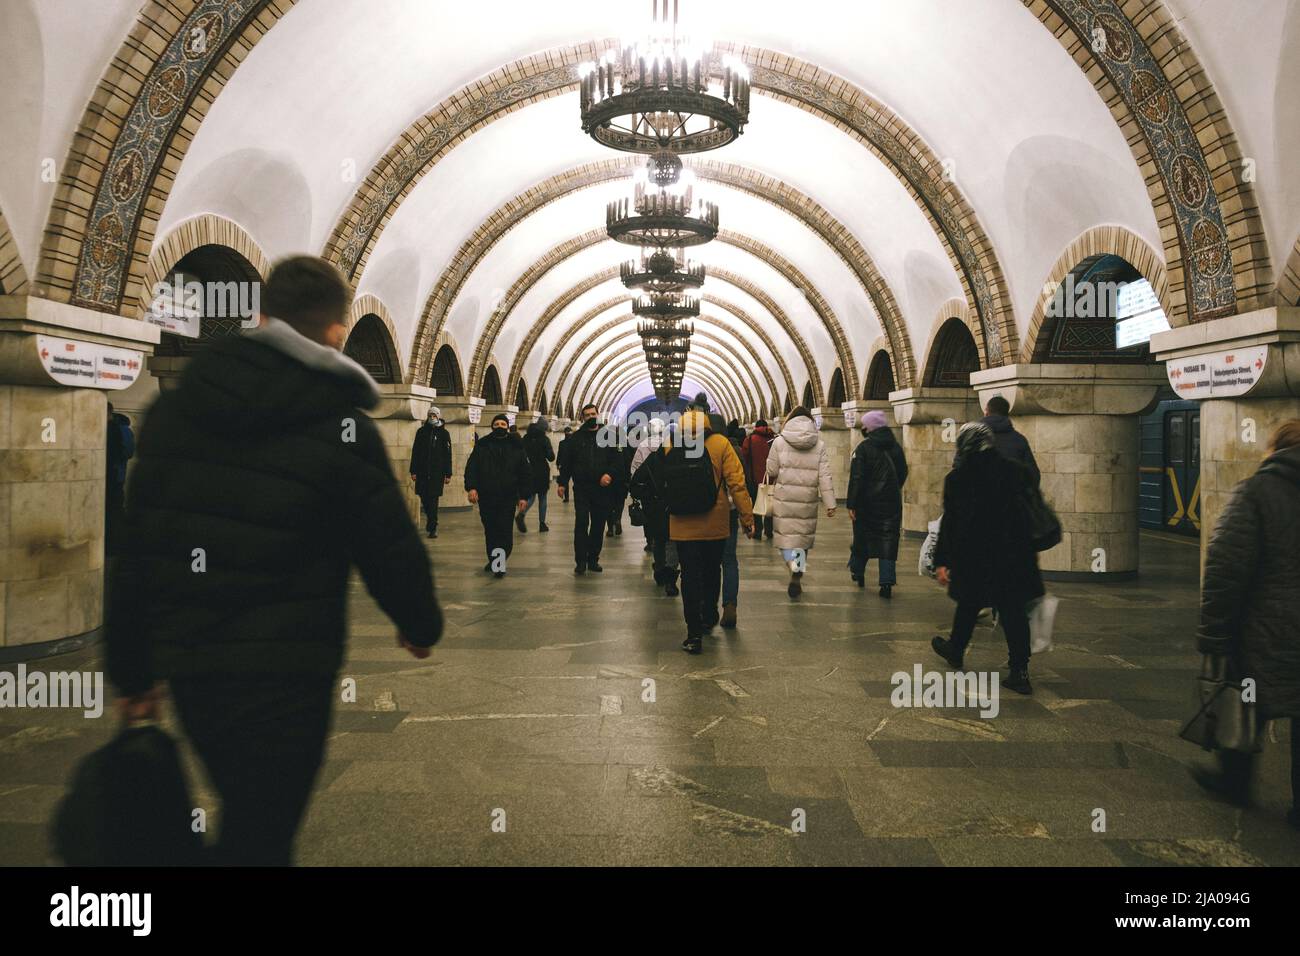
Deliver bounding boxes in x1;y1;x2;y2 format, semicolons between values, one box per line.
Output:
631;418;666;555
105;403;135;556
847;410;906;597
556;426;573;504
930;422;1043;694
981;394;1039;486
607;438;634;537
520;418;555;532
666;410;754;653
464;413;531;578
765;406;836;599
740;419;776;540
409;406;452;538
629;421;680;596
557;404;621;574
105;255;442;866
1192;420;1300;827
720;421;745;628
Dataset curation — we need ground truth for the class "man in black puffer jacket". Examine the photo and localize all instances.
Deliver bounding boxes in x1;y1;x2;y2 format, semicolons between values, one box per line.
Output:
1193;421;1300;824
557;404;622;574
981;394;1039;486
464;413;531;576
106;256;442;865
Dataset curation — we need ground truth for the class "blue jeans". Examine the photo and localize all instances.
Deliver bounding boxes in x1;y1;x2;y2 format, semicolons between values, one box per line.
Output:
523;491;548;525
723;510;739;605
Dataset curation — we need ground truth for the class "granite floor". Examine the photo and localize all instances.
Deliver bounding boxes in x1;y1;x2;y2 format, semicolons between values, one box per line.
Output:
3;502;1298;867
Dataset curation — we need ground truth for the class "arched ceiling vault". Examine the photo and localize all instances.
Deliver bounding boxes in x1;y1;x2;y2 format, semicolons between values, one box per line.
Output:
598;355;749;423
6;0;1287;414
585;345;746;423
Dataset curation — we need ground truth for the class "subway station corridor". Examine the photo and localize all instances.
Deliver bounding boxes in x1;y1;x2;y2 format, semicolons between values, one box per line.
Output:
2;0;1300;891
4;509;1298;867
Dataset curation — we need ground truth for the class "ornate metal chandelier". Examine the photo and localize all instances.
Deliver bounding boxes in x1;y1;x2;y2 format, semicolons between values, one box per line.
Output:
621;247;704;294
633;292;699;320
578;0;750;155
606;160;717;248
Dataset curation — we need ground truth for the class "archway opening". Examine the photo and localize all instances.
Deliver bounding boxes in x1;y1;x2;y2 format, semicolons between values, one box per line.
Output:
801;381;814;408
482;366;503;405
826;367;846;407
924;318;980;388
865;350;896;399
148;244;261;357
343;314;399;384
514;377;529;411
429;344;463;395
1033;254;1168;364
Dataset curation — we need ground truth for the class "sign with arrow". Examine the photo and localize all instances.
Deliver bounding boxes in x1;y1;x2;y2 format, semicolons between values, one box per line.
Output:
36;335;144;390
1165;345;1267;399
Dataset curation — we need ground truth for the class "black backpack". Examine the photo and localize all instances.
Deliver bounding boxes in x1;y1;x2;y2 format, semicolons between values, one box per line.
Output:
659;444;718;515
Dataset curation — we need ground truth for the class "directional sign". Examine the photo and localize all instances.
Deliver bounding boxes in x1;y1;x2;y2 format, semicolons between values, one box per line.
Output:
467;405;482;425
37;335;143;390
1165;345;1266;399
843;408;857;430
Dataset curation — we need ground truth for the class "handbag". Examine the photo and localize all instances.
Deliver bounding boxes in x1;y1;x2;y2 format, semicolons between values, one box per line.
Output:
1179;655;1261;753
628;499;644;527
53;721;205;866
752;481;771;517
1020;484;1062;552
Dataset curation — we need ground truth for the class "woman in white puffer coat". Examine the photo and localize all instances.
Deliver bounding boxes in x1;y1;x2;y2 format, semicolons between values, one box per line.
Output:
766;406;837;598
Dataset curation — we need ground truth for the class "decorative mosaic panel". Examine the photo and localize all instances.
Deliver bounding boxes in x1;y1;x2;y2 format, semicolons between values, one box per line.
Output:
72;0;266;312
1049;0;1235;320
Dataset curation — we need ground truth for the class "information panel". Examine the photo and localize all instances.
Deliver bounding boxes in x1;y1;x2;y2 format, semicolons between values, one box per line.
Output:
37;335;143;390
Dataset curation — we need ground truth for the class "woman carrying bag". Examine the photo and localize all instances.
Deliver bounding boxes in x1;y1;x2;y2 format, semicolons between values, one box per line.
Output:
1191;420;1300;828
765;407;836;599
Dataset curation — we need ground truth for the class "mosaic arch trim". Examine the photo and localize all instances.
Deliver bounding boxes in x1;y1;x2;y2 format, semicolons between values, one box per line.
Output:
1025;0;1246;321
65;0;271;312
1278;236;1300;308
464;228;847;405
543;316;779;419
140;213;270;315
326;43;1005;372
531;307;792;415
0;206;27;294
414;159;901;394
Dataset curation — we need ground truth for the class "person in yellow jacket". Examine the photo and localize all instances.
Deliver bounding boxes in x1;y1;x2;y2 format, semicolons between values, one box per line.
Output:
668;410;756;654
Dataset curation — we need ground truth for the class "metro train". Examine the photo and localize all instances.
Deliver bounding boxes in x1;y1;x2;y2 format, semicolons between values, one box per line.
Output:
1138;397;1200;537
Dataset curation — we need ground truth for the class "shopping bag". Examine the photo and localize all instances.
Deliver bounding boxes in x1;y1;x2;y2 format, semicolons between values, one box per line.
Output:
1179;655;1261;753
752;482;771;517
918;515;941;577
52;722;205;866
1027;594;1059;653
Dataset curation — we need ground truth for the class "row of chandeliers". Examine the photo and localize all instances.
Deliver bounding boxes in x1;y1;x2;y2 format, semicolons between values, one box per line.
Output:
579;0;750;404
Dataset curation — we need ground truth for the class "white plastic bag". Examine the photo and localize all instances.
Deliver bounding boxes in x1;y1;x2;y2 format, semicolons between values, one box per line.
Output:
1027;594;1060;654
918;515;942;578
752;482;771;517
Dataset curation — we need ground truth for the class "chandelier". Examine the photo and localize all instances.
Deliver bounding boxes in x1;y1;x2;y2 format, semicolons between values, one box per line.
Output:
578;1;750;154
633;292;699;320
606;160;717;248
621;247;705;294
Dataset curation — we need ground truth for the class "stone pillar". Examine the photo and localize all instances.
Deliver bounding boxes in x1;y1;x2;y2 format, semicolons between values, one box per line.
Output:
432;396;485;508
0;294;158;657
481;403;520;429
1152;306;1300;572
811;406;852;502
889;387;981;535
969;363;1165;580
366;384;437;524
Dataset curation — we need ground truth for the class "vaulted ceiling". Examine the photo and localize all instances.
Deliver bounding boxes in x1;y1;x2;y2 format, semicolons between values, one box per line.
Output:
2;0;1297;417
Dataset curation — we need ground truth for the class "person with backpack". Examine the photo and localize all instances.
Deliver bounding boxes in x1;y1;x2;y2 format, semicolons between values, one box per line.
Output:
409;406;453;538
766;406;836;599
664;410;754;653
847;410;906;597
557;404;622;574
740;419;776;540
929;422;1043;694
464;413;531;578
630;421;679;596
519;418;555;533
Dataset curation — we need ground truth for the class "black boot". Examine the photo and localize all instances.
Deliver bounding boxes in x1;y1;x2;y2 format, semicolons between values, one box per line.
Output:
879;584;892;598
515;514;527;534
1001;667;1032;695
539;521;549;533
931;635;963;670
614;523;623;536
664;570;680;596
588;561;604;573
574;562;587;575
682;633;703;654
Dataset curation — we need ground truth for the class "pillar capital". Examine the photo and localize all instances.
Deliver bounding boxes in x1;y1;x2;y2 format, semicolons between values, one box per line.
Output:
1151;305;1300;401
888;386;980;425
432;395;486;425
840;399;893;432
367;383;437;422
0;294;158;390
969;363;1166;416
481;403;520;426
810;406;848;430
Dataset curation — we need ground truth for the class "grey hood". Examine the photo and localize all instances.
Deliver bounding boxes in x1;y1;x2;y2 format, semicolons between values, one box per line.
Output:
780;414;820;450
245;317;381;410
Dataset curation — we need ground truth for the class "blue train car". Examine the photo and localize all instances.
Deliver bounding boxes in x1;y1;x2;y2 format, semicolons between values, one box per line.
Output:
1138;398;1200;536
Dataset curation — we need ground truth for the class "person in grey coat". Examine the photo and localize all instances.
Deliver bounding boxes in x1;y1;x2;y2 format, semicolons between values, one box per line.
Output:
1192;420;1300;828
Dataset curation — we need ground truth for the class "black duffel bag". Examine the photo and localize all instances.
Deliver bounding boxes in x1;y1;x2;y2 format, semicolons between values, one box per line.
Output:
1021;483;1062;552
53;722;204;866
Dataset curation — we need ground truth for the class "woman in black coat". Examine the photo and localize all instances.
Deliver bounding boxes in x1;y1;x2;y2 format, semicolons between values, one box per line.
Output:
520;419;555;532
409;408;453;537
1193;421;1300;825
846;412;905;596
930;422;1044;694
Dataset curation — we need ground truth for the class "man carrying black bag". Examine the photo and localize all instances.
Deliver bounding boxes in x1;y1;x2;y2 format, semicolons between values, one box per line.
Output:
106;256;442;866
